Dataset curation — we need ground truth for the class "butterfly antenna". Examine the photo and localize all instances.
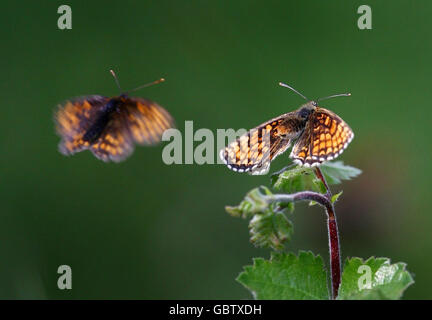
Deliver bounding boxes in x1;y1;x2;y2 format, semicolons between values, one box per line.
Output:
110;69;122;92
317;93;351;102
278;82;309;101
127;78;165;93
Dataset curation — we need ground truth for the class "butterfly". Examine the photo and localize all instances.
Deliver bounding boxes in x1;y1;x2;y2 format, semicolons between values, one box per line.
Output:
55;70;175;162
220;82;354;175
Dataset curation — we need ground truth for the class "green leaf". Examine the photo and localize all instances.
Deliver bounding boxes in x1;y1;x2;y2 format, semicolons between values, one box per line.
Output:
338;257;414;300
331;191;343;203
249;209;293;250
272;166;324;194
320;161;362;185
225;186;272;219
271;162;361;194
225;187;294;250
237;251;329;300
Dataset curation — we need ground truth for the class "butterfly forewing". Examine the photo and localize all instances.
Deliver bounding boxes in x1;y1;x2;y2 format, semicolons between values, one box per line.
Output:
122;98;175;146
56;95;109;156
220;114;303;174
290;107;354;166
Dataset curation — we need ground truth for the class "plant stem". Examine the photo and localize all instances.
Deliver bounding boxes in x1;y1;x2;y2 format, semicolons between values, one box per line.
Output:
327;212;341;299
314;166;331;198
314;167;341;300
265;167;342;299
266;191;331;208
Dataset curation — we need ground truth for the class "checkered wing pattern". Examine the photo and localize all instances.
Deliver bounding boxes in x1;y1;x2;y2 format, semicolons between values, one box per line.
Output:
290;107;353;167
220;115;303;175
87;113;132;162
90;98;174;162
122;98;175;146
56;96;174;162
55;95;109;156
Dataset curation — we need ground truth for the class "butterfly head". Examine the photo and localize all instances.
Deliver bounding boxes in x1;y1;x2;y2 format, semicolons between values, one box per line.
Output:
297;101;318;120
117;94;129;103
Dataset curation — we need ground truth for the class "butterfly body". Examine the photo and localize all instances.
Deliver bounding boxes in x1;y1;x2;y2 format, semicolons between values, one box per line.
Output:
220;100;353;175
81;98;118;143
55;94;174;162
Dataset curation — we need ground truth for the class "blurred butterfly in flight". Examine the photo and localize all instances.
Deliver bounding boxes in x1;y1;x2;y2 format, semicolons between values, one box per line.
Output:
55;70;175;162
220;83;354;175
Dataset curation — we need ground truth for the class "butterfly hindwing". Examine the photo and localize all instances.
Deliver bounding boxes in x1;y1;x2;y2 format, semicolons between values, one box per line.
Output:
90;113;135;162
250;137;292;175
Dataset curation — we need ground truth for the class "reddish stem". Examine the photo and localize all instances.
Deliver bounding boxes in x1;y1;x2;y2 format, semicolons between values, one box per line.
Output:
267;166;342;299
315;167;341;299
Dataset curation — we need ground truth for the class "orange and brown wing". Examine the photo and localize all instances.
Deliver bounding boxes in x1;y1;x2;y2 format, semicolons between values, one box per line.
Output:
220;115;303;175
91;98;174;162
121;98;175;145
89;114;135;162
290;107;354;167
55;95;109;156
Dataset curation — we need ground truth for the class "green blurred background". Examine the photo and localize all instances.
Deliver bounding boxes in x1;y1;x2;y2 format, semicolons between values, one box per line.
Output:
0;0;430;299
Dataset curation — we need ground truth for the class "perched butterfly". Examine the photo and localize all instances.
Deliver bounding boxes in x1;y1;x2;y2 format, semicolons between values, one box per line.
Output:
55;70;175;162
220;82;354;175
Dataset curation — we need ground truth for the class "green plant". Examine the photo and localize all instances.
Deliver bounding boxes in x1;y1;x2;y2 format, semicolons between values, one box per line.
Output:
226;161;414;300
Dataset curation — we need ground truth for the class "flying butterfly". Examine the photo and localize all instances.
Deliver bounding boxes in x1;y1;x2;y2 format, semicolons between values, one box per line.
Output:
55;70;175;162
220;82;354;175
